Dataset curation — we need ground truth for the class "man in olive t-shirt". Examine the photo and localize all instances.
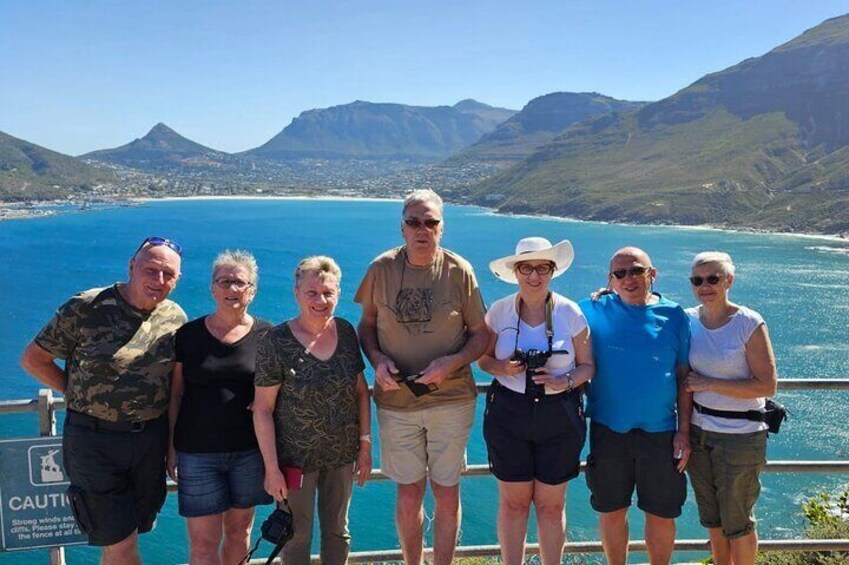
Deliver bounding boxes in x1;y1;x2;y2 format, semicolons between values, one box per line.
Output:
20;237;186;565
355;189;488;565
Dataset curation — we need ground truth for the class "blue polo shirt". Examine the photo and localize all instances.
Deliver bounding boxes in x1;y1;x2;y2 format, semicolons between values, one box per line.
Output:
579;293;690;433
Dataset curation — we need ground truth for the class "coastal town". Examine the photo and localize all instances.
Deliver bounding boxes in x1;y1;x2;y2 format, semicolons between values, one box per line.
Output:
0;158;503;221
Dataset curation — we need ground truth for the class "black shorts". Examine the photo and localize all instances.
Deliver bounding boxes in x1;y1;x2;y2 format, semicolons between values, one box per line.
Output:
63;411;168;546
586;422;687;518
483;380;586;485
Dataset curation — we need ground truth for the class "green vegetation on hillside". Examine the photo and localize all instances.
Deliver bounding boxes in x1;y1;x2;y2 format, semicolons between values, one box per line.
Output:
0;131;112;201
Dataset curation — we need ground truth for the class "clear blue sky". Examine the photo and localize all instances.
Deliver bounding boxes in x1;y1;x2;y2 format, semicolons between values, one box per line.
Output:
2;0;847;155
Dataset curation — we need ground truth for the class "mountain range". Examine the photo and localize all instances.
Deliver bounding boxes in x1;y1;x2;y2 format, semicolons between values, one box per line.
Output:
244;100;517;162
470;14;849;234
448;92;646;165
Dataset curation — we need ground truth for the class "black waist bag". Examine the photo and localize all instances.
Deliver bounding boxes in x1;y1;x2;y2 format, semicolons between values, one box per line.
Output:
694;397;788;435
763;398;788;434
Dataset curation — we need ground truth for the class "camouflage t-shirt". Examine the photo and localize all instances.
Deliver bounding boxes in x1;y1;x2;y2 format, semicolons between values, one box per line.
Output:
255;317;366;472
34;285;187;422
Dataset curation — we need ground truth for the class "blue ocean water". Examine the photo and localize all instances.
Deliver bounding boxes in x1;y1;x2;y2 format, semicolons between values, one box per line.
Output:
1;198;847;564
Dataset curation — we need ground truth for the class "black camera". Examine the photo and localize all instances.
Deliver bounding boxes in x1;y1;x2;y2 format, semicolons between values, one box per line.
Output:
512;348;569;397
261;506;294;547
396;373;438;397
243;502;294;565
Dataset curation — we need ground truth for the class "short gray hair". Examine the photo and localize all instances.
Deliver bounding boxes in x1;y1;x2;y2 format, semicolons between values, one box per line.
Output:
294;255;342;287
402;189;443;216
212;249;259;285
691;251;736;276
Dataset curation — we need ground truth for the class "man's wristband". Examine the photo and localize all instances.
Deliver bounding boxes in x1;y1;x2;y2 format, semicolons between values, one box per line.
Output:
565;374;575;393
359;434;372;443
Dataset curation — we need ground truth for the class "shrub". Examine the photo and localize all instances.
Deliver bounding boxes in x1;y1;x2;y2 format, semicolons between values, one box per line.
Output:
758;487;849;565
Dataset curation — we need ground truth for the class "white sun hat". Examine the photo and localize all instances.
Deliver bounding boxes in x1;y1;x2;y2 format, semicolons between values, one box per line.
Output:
489;237;575;284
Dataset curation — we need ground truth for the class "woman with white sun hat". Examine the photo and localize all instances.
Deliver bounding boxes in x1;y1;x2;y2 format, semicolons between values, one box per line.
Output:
478;236;595;565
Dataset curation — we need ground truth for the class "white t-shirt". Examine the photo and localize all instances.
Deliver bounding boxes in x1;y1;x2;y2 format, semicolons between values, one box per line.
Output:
485;292;588;395
687;305;768;433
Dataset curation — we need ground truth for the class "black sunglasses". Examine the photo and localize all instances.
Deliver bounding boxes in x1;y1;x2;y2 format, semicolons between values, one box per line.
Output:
690;274;725;287
403;217;441;230
133;236;183;257
610;266;650;280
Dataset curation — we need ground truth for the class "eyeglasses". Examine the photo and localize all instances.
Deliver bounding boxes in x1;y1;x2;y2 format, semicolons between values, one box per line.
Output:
403;217;441;230
690;274;725;287
516;263;555;276
610;266;650;280
133;236;183;257
214;277;253;292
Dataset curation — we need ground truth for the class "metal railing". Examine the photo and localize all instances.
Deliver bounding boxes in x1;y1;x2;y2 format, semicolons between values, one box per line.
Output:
2;379;848;564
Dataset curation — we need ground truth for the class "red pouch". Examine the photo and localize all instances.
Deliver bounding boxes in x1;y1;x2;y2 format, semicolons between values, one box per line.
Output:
283;465;304;491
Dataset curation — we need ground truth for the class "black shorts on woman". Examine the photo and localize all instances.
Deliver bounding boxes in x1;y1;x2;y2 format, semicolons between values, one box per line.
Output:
483;379;586;485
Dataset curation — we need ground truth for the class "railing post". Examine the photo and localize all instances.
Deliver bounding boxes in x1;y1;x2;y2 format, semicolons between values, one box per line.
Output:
38;389;56;436
38;389;66;565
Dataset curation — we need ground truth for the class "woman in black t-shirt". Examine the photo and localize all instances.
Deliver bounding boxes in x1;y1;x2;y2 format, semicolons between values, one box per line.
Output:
167;250;272;564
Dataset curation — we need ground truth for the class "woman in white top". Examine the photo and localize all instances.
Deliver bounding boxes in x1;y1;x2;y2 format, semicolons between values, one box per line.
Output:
684;251;778;565
478;237;595;565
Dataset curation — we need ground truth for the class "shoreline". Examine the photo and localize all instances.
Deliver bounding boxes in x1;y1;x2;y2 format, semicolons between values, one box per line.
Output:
480;208;849;244
132;194;403;203
137;195;849;243
3;194;848;244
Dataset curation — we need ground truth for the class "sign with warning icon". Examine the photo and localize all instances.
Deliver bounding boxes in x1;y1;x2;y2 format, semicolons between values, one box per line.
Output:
0;437;87;551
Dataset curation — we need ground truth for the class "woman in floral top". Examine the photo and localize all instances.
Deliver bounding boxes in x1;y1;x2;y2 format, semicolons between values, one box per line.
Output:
254;256;372;565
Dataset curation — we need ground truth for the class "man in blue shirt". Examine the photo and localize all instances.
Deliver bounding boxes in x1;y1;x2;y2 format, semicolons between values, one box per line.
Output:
580;247;691;565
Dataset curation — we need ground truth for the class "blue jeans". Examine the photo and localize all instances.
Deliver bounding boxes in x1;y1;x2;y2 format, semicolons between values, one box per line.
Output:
177;448;272;517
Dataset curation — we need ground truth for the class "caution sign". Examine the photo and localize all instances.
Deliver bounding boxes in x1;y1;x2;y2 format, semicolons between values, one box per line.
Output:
0;437;86;551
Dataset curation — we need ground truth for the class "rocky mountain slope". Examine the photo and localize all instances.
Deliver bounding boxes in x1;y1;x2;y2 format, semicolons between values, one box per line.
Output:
470;15;849;235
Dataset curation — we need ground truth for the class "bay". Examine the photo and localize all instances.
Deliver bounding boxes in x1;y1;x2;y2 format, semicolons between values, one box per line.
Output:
1;198;847;564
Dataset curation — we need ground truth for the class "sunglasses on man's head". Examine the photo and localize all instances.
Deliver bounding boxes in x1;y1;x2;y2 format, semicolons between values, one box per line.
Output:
690;274;725;287
133;236;183;257
403;217;441;230
516;263;555;276
610;266;650;280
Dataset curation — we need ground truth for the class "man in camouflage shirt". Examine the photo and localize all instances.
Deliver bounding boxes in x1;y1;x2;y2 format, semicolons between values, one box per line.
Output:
21;237;186;565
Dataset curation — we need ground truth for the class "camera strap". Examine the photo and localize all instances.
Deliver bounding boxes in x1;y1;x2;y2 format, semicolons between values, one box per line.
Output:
243;534;263;564
544;292;554;353
514;292;555;354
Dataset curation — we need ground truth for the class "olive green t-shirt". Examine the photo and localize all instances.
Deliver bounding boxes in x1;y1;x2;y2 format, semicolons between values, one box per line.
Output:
34;285;187;422
354;246;486;411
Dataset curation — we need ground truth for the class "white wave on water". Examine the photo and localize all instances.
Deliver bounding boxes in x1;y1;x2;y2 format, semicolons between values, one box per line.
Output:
795;282;849;290
805;245;849;255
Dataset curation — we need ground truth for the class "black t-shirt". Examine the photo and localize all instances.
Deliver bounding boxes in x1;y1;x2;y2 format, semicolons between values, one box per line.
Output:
174;316;272;453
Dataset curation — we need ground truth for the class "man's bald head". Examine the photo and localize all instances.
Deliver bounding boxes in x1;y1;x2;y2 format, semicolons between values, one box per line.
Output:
609;247;652;271
125;243;182;311
608;246;657;306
